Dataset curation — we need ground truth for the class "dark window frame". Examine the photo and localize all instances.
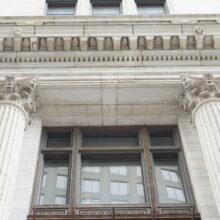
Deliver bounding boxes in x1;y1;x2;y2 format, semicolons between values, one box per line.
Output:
29;126;199;220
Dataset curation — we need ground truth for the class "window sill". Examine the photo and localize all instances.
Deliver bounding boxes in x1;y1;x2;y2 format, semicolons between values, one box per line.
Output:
28;205;200;220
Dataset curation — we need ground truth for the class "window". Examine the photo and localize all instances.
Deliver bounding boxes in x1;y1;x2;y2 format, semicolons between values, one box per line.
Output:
148;129;191;204
46;0;76;15
91;0;121;15
38;154;69;205
82;129;139;147
135;0;166;14
153;153;186;203
33;127;197;219
80;155;145;204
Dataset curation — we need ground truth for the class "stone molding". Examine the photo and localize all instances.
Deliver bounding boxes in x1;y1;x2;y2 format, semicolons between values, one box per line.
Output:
0;50;220;66
181;73;220;114
1;26;220;53
0;14;220;24
0;75;40;124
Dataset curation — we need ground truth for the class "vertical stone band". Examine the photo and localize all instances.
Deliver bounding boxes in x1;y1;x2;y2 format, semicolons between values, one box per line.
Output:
182;73;220;215
0;75;39;220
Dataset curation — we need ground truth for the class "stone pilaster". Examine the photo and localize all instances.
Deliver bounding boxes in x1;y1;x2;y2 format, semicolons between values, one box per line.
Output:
182;73;220;216
0;75;39;220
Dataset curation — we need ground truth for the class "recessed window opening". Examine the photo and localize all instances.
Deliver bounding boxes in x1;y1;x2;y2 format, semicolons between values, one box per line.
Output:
46;0;76;15
91;0;121;15
136;0;166;14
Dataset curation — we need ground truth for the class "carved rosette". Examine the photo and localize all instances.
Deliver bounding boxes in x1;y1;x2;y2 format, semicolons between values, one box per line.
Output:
182;73;220;114
0;75;39;123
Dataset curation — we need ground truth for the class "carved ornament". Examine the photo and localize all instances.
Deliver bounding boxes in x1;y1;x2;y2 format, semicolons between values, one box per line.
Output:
0;75;39;117
182;73;220;113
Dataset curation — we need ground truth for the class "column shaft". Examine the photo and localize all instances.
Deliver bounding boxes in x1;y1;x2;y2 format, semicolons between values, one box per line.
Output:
0;104;26;220
194;101;220;214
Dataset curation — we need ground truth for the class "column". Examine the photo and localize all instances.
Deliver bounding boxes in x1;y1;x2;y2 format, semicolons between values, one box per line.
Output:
182;73;220;216
122;0;137;15
76;0;91;15
0;75;39;220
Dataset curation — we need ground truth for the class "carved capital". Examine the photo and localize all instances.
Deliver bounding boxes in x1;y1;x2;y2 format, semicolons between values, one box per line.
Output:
181;73;220;113
0;75;40;119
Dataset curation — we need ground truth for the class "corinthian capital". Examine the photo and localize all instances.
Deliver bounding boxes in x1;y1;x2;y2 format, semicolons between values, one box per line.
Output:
182;73;220;113
0;75;40;115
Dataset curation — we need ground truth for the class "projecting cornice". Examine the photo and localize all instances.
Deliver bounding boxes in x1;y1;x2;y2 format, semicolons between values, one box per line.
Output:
0;26;219;52
0;14;220;53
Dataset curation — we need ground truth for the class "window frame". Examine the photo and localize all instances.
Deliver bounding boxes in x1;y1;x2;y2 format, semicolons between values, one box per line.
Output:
148;128;195;205
30;126;198;219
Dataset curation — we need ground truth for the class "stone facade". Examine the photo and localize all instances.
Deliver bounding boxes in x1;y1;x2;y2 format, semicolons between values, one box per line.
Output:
0;1;220;220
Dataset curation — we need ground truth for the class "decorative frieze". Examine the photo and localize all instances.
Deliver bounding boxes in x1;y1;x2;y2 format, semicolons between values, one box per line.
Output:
0;26;219;53
182;73;220;113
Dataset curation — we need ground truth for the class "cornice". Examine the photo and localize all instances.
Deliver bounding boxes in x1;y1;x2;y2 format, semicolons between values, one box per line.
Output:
0;18;220;54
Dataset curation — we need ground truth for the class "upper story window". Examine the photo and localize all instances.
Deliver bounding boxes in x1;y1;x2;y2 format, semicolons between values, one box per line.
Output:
46;0;76;15
91;0;121;15
135;0;167;14
30;127;199;220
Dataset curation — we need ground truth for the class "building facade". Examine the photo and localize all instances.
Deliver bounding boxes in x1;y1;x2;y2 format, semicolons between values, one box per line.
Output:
0;1;220;220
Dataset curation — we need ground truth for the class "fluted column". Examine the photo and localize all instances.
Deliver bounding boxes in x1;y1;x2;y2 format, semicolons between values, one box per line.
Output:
182;73;220;215
0;75;39;220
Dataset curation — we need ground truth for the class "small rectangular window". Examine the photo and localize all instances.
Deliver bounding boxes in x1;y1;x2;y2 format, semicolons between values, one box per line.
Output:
39;154;70;205
80;153;146;204
91;0;121;15
136;0;166;14
46;0;76;15
149;129;175;147
47;131;71;147
82;129;139;147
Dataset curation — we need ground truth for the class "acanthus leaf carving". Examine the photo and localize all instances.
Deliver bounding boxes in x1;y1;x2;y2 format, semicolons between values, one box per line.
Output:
0;75;40;119
182;73;220;113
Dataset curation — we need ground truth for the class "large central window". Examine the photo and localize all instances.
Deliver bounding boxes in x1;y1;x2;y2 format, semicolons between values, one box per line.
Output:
33;126;196;217
80;153;145;204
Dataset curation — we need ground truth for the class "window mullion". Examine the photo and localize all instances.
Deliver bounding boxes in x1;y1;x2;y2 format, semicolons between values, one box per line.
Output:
141;127;157;213
69;127;80;212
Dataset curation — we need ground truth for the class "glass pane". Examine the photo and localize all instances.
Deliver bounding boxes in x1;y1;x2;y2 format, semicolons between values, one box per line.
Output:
149;130;175;146
92;6;120;15
47;131;71;147
47;7;75;15
39;160;69;205
80;159;145;204
153;154;186;204
82;130;139;147
137;6;165;14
